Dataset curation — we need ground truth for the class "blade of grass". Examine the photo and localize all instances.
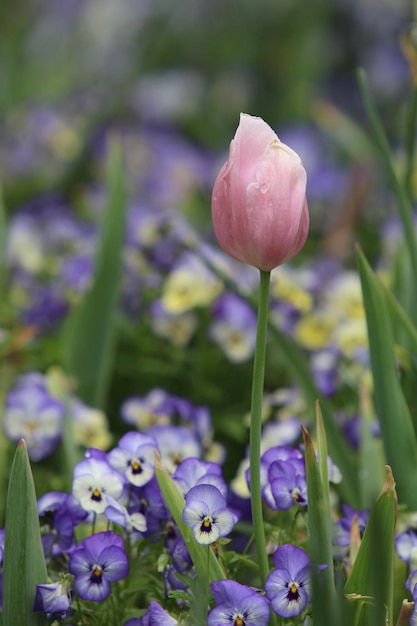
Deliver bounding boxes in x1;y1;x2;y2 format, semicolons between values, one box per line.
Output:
344;467;397;626
357;68;417;290
302;423;338;624
381;274;417;358
356;244;417;508
3;440;48;625
62;138;127;408
358;382;387;509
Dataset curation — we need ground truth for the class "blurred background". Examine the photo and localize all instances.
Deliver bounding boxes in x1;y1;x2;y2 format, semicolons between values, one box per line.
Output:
0;0;413;216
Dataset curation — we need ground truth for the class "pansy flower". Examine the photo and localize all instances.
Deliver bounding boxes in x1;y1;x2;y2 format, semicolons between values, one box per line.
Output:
124;600;178;624
69;531;129;602
108;431;158;487
182;484;238;544
3;376;65;461
268;459;308;510
34;576;73;621
265;544;311;618
208;579;269;626
172;457;226;497
104;495;147;534
72;456;124;514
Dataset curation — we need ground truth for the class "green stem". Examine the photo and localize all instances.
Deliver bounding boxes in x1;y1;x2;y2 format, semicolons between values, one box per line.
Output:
249;270;273;594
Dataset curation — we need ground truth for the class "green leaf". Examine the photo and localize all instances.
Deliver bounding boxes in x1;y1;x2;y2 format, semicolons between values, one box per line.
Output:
356;244;417;508
312;99;375;162
3;440;48;626
154;452;226;586
358;383;387;509
344;467;397;626
302;422;338;624
357;68;417;291
62;139;127;407
381;274;417;358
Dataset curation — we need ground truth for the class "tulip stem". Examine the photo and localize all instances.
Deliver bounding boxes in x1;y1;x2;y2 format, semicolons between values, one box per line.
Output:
249;269;272;585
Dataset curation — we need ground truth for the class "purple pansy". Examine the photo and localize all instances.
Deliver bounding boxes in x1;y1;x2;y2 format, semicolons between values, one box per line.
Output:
147;424;201;473
72;455;124;514
268;459;308;511
69;531;129;602
182;484;238;545
171;457;226;497
3;374;65;461
253;446;305;510
38;491;88;557
124;600;178;625
209;292;257;363
108;431;158;487
34;576;73;621
265;544;311;618
332;504;369;561
208;579;270;626
104;495;147;534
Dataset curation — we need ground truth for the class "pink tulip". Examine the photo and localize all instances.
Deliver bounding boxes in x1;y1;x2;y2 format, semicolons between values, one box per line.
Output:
211;113;309;272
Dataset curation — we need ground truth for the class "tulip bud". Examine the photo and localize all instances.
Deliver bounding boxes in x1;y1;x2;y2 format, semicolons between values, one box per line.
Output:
211;113;309;272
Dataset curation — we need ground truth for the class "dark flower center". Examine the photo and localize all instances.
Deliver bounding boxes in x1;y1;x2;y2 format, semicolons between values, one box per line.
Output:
129;458;143;474
287;580;300;601
200;516;214;533
91;488;102;502
90;564;103;585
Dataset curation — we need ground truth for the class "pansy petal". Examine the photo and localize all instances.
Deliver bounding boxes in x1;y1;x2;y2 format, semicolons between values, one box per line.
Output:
75;572;111;602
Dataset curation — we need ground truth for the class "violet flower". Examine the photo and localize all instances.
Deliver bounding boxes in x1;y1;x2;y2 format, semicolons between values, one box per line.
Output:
124;600;178;625
208;579;269;626
69;531;129;602
182;484;238;545
209;292;257;363
104;495;147;534
108;431;158;487
34;576;73;621
171;457;226;497
264;544;311;618
3;376;65;461
268;459;308;510
72;456;124;515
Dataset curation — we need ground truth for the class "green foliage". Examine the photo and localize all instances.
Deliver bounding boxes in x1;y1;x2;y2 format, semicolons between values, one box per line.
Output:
344;468;397;626
356;245;417;509
303;412;338;624
3;440;48;626
62;140;127;408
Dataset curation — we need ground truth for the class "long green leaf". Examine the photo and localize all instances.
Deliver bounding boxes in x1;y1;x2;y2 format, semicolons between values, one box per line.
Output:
3;440;48;626
356;245;417;508
381;275;417;358
358;382;387;509
357;68;417;291
62;139;127;407
344;467;397;626
303;423;338;624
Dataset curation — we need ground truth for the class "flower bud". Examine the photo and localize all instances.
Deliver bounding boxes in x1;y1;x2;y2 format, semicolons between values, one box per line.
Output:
211;113;309;271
